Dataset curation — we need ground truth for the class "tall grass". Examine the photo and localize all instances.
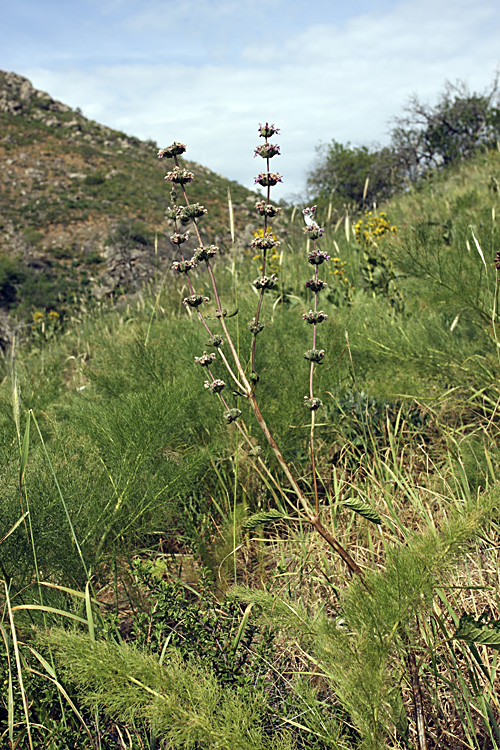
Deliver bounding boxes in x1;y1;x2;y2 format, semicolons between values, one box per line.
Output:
1;142;500;748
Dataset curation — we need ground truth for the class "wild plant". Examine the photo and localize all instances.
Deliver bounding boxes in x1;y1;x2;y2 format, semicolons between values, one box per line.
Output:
157;126;365;580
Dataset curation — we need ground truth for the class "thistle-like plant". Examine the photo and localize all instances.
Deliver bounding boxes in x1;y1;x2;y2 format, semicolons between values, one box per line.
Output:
158;126;365;580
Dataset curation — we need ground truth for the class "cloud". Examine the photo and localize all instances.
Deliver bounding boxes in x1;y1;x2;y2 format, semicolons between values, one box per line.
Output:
10;0;500;199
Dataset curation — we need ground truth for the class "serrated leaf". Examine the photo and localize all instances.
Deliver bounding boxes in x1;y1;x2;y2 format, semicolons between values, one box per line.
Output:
454;613;500;649
242;509;286;529
342;498;382;525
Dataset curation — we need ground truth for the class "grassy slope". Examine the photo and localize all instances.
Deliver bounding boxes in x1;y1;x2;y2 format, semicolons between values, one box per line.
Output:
1;147;500;748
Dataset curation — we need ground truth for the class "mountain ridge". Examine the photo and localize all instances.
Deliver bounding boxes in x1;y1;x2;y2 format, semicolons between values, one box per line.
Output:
0;70;261;323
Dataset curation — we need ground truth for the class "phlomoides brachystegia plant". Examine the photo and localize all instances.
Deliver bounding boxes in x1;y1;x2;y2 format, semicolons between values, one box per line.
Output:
157;125;365;581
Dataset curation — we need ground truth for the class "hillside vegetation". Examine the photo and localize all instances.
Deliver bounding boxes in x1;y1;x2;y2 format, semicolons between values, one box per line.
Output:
0;71;261;325
1;102;500;749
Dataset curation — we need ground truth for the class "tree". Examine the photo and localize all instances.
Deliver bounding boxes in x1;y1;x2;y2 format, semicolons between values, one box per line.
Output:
306;140;404;209
391;76;500;179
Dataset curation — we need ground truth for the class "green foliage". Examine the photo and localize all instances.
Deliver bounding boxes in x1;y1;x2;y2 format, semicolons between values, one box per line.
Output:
307;141;402;209
39;628;294;750
392;77;500;178
234;485;500;749
132;564;277;691
0;254;26;308
455;612;500;649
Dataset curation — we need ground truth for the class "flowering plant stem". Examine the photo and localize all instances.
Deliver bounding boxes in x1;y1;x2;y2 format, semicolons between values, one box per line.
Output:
159;134;365;582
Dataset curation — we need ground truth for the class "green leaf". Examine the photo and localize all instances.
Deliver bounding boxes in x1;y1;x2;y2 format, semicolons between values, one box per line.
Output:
19;410;30;490
242;509;286;529
342;497;382;525
454;613;500;649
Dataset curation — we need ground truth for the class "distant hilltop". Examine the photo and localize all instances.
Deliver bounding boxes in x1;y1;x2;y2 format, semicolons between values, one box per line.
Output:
0;70;260;326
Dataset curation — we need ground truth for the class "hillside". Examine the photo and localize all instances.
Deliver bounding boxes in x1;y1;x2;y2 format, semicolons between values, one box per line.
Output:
0;71;261;323
2;114;500;747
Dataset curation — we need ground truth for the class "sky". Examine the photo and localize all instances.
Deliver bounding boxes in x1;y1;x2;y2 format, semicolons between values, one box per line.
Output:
1;0;500;201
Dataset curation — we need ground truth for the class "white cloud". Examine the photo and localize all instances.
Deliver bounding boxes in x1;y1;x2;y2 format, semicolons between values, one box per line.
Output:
14;0;500;200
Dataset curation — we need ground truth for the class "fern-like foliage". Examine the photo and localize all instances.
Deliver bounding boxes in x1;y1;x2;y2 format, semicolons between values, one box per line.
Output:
38;629;294;750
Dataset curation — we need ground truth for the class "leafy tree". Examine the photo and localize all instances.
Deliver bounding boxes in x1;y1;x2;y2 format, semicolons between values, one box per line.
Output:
306;140;404;209
391;76;500;179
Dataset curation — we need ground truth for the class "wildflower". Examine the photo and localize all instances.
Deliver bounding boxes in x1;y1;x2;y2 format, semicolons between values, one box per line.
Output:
204;379;225;394
48;310;60;320
194;245;219;262
224;408;242;423
170;232;189;245
157;142;186;158
303;349;325;364
254;143;281;159
302;310;328;324
178;204;208;224
253;274;278;290
254;172;282;187
211;335;224;347
165;167;194;185
305;278;327;293
172;259;197;273
248;318;265;334
304;225;324;241
304;396;323;410
251;233;280;251
194;352;216;367
308;250;330;265
183;294;209;308
166;206;181;221
32;311;44;323
258;123;280;138
255;201;280;217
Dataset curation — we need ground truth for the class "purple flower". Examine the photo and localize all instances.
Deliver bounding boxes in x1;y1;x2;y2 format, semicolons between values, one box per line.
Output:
258;123;280;138
254;143;281;159
254;172;283;187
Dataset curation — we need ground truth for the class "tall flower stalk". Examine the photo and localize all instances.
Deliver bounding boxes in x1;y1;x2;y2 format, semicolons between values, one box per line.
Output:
302;206;328;517
250;123;282;381
158;129;365;581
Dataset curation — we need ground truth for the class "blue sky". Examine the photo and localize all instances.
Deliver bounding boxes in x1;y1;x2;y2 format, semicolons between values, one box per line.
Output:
2;0;500;200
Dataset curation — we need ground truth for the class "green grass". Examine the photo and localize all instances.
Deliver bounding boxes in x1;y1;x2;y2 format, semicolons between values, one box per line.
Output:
1;148;500;748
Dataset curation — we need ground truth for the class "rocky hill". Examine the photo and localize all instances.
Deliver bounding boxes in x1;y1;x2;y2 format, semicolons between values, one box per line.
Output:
0;71;262;327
